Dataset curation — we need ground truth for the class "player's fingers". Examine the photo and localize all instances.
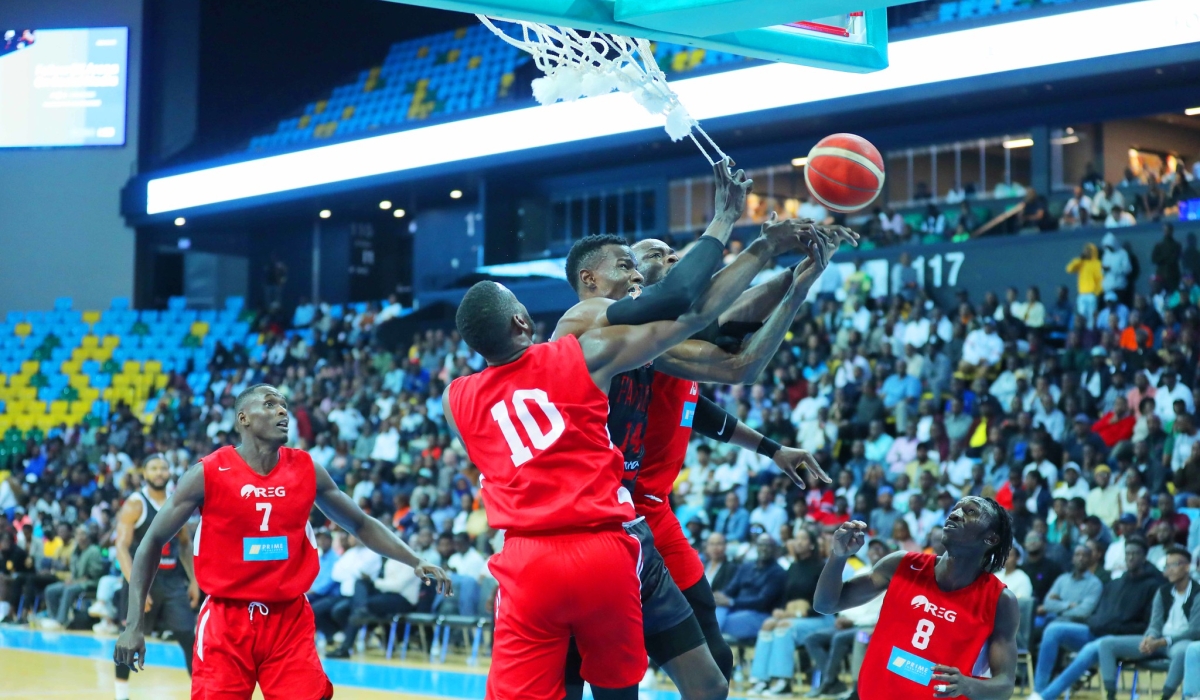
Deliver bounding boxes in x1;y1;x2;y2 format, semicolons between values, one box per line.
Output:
804;453;831;483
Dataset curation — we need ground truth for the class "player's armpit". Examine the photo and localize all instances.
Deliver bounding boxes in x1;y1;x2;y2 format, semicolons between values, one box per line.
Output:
551;297;614;340
578;318;692;390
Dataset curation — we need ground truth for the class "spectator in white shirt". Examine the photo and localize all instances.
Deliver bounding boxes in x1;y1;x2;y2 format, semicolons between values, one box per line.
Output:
961;318;1004;372
1053;463;1092;501
789;383;829;430
713;455;750;505
328;401;365;442
1156;373;1195;423
996;547;1034;600
1105;205;1136;229
1060;186;1092;228
308;433;336;469
886;424;921;477
903;305;932;349
750;486;789;543
370;417;401;465
1170;413;1198;473
447;533;487;581
798;407;839;455
1091;182;1125;220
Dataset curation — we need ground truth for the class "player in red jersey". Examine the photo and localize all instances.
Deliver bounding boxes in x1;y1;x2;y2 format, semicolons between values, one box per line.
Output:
553;161;836;699
813;496;1020;700
114;384;452;700
627;232;848;682
443;273;747;700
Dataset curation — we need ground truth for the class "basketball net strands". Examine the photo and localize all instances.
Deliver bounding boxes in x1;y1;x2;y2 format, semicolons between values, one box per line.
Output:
478;15;729;165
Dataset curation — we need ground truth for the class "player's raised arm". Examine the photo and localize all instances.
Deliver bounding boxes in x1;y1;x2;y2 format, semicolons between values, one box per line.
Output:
932;590;1020;700
812;521;902;615
313;463;452;595
114;462;205;672
657;251;828;384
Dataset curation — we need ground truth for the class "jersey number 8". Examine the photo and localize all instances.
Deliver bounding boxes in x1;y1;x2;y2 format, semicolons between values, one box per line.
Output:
912;619;935;650
490;389;566;466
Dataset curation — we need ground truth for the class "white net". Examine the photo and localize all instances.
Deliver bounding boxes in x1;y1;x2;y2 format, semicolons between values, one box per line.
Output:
477;15;728;165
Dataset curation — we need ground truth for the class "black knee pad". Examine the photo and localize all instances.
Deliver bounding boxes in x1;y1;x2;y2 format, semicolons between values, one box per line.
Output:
115;663;130;681
682;578;732;681
645;614;706;667
591;685;640;700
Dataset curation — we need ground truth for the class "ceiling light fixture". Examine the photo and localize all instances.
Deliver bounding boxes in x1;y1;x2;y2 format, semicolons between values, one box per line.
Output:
174;217;186;226
393;208;405;218
379;200;392;209
1002;138;1034;149
319;209;331;219
450;190;463;199
791;157;808;167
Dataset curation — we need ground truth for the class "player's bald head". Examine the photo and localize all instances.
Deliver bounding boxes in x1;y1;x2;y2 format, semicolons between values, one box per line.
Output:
630;239;678;286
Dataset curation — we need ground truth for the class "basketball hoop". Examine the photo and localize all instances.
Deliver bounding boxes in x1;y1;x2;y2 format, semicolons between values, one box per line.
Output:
477;15;728;165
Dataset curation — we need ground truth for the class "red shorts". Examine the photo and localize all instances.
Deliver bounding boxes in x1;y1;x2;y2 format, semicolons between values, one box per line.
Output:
486;528;646;700
642;499;705;590
192;595;333;700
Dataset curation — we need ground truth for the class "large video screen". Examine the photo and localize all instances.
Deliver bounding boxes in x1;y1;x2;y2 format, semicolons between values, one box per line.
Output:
0;27;128;148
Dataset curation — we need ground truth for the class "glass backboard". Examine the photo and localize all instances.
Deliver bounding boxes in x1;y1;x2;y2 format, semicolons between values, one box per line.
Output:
384;0;888;72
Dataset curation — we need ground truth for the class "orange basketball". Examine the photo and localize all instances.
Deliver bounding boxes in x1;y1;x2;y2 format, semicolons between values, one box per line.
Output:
803;133;885;213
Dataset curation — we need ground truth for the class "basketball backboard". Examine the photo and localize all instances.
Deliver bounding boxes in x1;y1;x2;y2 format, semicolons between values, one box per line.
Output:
384;0;889;72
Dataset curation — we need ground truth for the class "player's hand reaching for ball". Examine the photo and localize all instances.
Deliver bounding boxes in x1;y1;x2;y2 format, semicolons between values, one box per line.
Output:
773;447;830;490
114;628;147;672
830;521;867;558
713;157;752;223
932;665;975;697
415;560;454;596
760;213;817;257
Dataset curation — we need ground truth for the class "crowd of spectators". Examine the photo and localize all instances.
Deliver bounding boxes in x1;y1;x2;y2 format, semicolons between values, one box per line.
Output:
3;216;1200;697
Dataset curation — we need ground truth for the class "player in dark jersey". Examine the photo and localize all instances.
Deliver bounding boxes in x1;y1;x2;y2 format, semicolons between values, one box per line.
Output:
114;385;451;700
814;497;1020;700
112;455;199;700
554;160;834;700
627;231;850;685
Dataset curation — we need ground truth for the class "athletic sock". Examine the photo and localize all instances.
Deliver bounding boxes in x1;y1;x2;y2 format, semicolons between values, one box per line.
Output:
114;680;130;700
0;601;11;620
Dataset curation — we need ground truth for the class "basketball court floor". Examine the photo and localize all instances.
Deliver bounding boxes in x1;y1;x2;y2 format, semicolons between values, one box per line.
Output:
1;625;1136;700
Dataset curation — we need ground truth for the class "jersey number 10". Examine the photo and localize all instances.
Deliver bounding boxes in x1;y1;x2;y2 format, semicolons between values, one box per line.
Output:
490;389;566;466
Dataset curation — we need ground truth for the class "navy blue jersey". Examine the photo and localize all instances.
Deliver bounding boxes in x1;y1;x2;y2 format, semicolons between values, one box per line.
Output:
607;364;655;492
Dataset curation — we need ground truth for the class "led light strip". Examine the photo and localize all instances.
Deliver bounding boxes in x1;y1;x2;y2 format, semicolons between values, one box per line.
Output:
145;0;1200;215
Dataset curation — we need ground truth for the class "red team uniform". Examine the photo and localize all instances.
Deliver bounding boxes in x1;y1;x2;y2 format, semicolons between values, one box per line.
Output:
858;552;1005;700
191;446;331;700
635;372;704;589
449;335;646;700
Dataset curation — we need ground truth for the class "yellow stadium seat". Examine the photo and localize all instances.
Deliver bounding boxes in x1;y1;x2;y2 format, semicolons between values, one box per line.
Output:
190;321;209;338
122;361;142;375
61;362;80;375
79;388;100;403
49;401;69;415
91;347;113;362
20;361;39;375
0;417;10;433
81;335;99;349
18;387;36;402
14;322;30;337
68;375;90;389
102;335;120;348
14;416;34;432
144;360;162;375
8;375;27;389
153;375;169;390
82;311;101;325
112;375;134;389
23;401;46;415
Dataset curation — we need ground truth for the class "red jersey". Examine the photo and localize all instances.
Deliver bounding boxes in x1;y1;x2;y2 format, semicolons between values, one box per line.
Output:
193;446;321;602
859;552;1006;700
634;373;698;507
448;335;636;534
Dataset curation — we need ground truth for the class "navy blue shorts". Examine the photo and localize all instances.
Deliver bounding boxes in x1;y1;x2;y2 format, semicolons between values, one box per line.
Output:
624;518;706;664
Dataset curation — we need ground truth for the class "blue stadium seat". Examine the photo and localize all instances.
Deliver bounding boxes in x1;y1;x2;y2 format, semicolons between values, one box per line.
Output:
168;296;187;312
110;297;131;311
939;2;959;21
54;297;72;311
225;297;245;313
140;310;160;323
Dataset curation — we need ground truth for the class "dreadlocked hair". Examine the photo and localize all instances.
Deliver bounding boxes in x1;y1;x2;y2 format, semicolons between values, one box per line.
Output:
981;497;1013;574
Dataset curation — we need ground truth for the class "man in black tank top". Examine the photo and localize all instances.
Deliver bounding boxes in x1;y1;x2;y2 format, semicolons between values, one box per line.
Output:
111;457;198;700
608;364;655;492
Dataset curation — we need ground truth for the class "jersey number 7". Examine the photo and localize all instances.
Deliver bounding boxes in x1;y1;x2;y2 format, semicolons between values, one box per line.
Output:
490;389;566;466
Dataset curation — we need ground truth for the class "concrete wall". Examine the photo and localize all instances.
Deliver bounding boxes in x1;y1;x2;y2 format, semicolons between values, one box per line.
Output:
0;0;142;316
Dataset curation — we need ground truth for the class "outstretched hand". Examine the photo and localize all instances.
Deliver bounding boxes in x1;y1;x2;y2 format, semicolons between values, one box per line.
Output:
416;561;454;596
760;212;817;257
773;446;830;489
830;520;867;557
114;628;147;673
713;157;752;222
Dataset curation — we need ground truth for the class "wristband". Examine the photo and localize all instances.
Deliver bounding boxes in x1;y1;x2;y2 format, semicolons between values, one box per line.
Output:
757;437;781;459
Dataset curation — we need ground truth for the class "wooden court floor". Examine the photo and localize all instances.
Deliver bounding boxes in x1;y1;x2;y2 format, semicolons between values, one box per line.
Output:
0;626;1134;700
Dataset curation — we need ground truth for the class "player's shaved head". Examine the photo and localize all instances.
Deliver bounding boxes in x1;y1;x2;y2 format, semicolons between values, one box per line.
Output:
234;384;278;417
456;281;530;361
565;234;632;294
631;238;679;286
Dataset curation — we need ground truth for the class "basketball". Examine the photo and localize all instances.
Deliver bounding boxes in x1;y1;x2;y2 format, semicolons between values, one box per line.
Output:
803;133;886;213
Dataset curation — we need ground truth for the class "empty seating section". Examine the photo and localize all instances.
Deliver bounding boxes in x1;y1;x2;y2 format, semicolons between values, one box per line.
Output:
0;296;259;441
247;24;746;153
902;0;1088;28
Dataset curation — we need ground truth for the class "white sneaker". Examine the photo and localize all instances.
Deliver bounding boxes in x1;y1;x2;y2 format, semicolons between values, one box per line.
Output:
1029;693;1044;700
750;680;769;695
88;601;110;618
93;619;119;635
332;632;346;645
39;618;63;631
764;678;792;696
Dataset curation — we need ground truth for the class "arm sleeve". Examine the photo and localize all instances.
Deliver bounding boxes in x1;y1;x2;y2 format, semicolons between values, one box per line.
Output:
694;396;738;443
605;236;725;326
